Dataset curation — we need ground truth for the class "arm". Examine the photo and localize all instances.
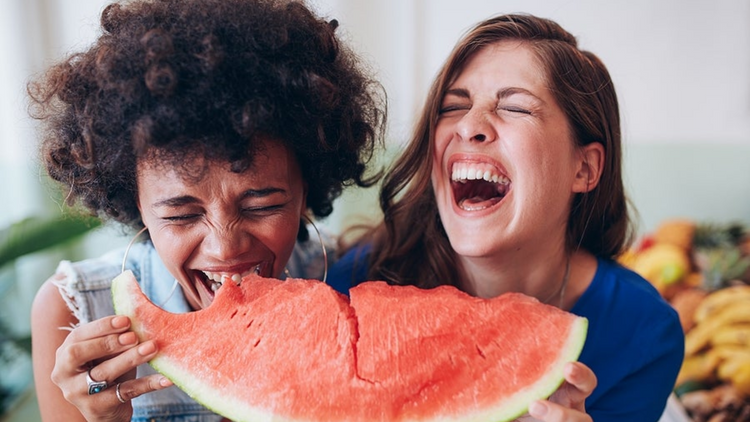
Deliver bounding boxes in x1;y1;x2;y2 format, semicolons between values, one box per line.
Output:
32;277;87;422
31;275;171;422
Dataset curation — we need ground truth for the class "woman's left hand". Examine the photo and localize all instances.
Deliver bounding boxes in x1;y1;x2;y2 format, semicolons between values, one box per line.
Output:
517;361;597;422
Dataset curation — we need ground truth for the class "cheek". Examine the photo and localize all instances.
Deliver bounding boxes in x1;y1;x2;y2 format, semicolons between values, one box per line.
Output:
149;229;198;272
433;123;451;157
431;126;451;178
251;216;300;272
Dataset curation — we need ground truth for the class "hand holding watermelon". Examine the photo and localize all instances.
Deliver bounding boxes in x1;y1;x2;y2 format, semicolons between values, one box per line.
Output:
517;362;596;422
46;314;172;421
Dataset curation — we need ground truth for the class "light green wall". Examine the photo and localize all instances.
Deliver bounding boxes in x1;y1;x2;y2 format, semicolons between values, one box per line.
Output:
623;143;750;235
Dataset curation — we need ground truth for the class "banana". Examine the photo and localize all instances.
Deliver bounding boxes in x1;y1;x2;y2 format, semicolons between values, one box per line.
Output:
677;353;721;385
717;354;750;381
693;285;750;324
706;345;750;363
729;361;750;395
710;324;750;347
686;302;750;355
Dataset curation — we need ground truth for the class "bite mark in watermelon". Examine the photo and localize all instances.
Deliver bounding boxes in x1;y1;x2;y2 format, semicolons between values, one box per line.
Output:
112;270;587;422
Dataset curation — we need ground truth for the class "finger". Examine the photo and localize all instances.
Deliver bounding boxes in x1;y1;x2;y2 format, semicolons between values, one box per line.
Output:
563;362;597;402
66;316;132;342
87;340;160;386
116;375;173;403
528;400;593;422
58;329;140;372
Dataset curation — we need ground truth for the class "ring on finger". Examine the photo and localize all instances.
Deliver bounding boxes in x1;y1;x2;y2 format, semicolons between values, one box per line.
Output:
86;368;108;395
115;383;127;404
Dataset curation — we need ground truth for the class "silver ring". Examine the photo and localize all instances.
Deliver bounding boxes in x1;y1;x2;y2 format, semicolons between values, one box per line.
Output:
86;368;108;395
115;383;127;403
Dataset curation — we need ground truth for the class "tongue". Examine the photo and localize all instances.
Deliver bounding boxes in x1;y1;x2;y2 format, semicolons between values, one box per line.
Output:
454;179;506;211
458;195;502;211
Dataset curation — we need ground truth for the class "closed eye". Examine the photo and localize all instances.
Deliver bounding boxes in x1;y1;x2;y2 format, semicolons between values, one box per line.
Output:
499;106;531;115
163;214;200;222
439;105;470;117
241;204;285;215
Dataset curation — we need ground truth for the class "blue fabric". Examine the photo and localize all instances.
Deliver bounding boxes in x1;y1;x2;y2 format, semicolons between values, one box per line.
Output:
328;247;685;422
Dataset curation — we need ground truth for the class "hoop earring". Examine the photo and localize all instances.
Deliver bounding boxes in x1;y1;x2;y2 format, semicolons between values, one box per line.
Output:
289;215;328;283
119;226;178;307
121;227;148;273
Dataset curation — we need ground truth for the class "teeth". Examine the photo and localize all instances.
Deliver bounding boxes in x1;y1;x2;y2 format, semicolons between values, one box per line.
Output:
203;265;261;291
451;163;509;184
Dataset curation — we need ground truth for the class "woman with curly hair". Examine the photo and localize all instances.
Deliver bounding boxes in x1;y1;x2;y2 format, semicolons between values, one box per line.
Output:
28;0;385;420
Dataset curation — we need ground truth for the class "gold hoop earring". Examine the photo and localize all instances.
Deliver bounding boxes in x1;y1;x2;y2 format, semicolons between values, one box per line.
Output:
120;226;178;307
289;215;328;283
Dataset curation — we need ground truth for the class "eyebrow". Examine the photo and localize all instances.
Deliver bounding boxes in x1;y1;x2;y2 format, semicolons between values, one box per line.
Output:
152;188;286;208
443;87;542;101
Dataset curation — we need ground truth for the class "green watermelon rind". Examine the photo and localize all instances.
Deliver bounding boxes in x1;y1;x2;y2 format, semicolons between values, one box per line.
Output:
478;316;588;422
112;270;589;422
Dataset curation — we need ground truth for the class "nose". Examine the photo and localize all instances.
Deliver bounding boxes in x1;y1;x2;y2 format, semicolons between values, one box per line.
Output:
455;107;495;143
201;223;253;261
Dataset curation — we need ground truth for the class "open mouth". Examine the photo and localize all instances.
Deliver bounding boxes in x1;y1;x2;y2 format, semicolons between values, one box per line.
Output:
451;162;510;211
196;265;263;294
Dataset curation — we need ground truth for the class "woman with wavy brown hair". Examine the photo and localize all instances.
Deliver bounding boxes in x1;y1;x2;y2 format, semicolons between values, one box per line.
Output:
29;0;385;420
329;14;683;422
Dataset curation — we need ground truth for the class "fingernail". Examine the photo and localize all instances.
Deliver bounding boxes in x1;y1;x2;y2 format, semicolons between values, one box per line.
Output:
159;377;173;387
529;401;548;417
118;332;137;345
138;342;156;355
112;316;130;329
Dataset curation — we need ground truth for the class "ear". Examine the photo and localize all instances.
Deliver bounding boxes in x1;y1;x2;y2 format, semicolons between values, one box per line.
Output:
572;142;605;193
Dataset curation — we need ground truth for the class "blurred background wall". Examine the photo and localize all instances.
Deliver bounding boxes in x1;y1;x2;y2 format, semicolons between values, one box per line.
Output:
4;0;750;252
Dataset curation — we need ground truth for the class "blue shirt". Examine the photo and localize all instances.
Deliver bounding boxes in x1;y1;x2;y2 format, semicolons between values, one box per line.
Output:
328;246;685;422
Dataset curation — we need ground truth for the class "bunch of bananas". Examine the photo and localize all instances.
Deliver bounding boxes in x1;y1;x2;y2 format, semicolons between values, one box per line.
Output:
679;285;750;393
677;285;750;421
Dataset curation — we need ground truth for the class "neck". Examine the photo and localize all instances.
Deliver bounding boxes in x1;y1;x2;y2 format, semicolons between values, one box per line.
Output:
457;249;571;304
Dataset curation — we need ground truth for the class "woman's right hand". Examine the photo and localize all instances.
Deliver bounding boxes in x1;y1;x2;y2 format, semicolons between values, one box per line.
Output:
50;315;172;421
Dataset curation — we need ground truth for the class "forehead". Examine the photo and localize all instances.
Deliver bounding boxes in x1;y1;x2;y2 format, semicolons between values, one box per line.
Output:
451;40;547;87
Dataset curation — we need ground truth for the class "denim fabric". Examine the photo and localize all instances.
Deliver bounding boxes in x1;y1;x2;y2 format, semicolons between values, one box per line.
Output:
56;225;334;422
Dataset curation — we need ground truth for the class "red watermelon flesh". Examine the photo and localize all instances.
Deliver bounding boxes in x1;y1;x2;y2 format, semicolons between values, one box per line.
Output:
112;270;587;422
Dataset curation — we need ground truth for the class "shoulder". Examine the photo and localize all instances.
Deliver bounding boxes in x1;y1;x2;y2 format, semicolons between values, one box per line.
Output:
577;258;683;348
49;243;155;324
32;276;76;328
577;258;684;420
578;258;680;322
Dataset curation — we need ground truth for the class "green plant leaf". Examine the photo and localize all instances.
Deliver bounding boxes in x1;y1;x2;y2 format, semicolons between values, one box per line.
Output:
0;214;101;269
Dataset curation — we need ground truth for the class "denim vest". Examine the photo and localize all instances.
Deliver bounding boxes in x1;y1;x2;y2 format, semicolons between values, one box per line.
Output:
56;226;335;422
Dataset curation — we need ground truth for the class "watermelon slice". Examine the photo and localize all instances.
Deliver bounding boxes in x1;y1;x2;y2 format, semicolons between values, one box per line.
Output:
112;270;587;422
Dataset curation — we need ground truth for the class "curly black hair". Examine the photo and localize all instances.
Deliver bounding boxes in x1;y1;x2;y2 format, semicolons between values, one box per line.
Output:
28;0;386;235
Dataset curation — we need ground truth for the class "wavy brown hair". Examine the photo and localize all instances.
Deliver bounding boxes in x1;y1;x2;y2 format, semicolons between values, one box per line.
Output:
360;13;633;288
29;0;385;238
